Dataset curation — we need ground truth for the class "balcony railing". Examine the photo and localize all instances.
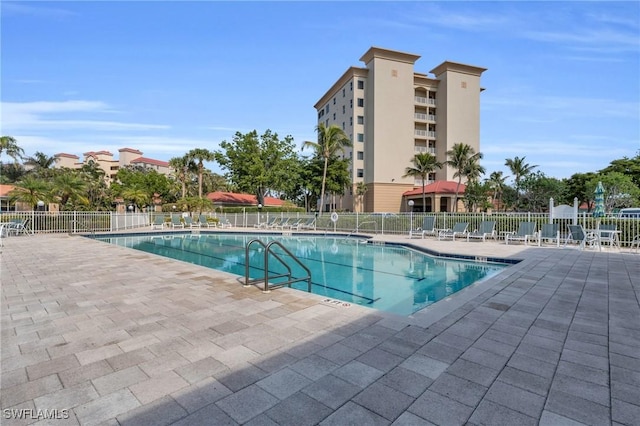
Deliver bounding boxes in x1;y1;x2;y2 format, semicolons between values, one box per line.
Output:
414;146;436;155
414;179;436;186
414;113;436;122
414;130;437;138
415;96;436;105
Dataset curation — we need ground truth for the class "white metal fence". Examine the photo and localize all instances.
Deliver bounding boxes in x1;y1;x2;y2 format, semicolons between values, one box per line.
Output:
2;210;639;246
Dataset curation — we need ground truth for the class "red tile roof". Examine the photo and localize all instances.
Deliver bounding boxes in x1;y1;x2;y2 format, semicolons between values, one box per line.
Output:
403;180;466;196
83;150;113;156
206;192;284;206
119;148;143;154
54;153;80;159
130;157;170;167
0;184;16;197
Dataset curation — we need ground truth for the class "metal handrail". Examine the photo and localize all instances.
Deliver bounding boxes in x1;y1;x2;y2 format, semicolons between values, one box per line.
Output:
244;239;312;293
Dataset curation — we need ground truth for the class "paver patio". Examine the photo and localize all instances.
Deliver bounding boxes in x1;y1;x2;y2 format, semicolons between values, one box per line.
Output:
1;232;638;425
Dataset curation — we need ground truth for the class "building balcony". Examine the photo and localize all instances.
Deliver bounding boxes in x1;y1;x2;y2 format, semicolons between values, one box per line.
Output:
415;96;436;106
414;129;437;138
414;179;436;186
414;113;436;122
414;146;436;155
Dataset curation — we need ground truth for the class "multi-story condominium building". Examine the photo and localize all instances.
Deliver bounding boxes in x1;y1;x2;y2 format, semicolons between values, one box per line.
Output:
54;148;171;186
313;47;486;213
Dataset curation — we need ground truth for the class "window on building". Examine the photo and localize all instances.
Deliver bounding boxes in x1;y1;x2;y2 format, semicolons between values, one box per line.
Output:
349;152;353;158
333;113;336;120
350;81;353;90
349;117;353;126
357;133;364;142
350;99;353;108
357;80;364;89
333;97;336;105
357;151;364;160
357;115;364;125
342;105;345;114
342;122;345;130
357;98;364;107
325;105;329;113
357;169;364;178
342;88;345;97
325;119;329;126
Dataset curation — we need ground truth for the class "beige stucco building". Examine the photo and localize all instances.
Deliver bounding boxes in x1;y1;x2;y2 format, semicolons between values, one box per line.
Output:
313;47;486;213
54;148;171;186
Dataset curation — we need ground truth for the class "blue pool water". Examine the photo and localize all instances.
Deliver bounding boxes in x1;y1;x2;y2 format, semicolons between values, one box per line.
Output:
95;233;507;316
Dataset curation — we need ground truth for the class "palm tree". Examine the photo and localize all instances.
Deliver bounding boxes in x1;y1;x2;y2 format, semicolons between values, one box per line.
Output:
303;123;351;215
0;136;24;162
53;172;88;208
486;171;508;211
187;149;216;198
505;156;538;208
24;151;58;177
403;153;443;212
8;175;50;210
445;143;483;212
355;181;368;213
169;155;196;199
122;188;149;211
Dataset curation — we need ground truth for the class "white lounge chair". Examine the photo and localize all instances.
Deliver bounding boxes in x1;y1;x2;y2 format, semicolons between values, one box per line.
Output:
438;222;469;241
564;224;599;250
466;221;496;242
409;216;436;239
505;222;537;245
537;223;560;247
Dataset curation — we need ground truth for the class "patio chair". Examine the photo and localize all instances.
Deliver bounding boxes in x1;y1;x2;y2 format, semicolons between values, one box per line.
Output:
266;218;281;229
276;217;292;229
254;216;277;229
597;224;618;249
184;216;200;228
537;223;560;247
466;221;496;242
170;215;184;229
631;234;640;253
287;218;304;230
199;215;216;228
565;224;599;250
437;222;469;241
219;218;233;228
6;218;32;236
505;222;537;245
151;215;165;230
298;217;316;230
409;216;436;239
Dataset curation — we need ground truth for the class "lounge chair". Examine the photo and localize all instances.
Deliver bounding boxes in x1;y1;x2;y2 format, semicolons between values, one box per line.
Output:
151;215;165;230
437;222;469;241
466;221;496;242
219;218;233;228
199;215;216;228
254;216;277;229
298;217;316;230
505;222;537;245
184;216;200;228
266;218;281;229
565;224;599;250
6;218;31;236
287;218;304;230
409;216;436;239
537;223;560;247
170;215;184;229
276;218;291;229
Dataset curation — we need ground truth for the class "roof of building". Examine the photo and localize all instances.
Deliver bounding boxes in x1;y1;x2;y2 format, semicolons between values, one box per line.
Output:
206;192;285;206
54;153;80;159
119;148;143;154
403;181;467;196
83;150;113;157
0;184;16;197
130;157;170;167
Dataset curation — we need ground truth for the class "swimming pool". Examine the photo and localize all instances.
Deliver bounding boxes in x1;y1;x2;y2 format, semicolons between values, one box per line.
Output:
95;233;508;316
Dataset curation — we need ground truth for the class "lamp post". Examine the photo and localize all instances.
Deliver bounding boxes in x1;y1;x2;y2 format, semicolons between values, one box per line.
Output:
37;200;45;212
408;200;415;231
257;203;262;226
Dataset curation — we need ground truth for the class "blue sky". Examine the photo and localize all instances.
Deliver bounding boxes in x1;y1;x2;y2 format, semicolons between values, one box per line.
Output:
2;1;639;183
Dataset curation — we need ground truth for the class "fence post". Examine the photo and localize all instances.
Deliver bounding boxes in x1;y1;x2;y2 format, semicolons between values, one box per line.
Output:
549;198;554;224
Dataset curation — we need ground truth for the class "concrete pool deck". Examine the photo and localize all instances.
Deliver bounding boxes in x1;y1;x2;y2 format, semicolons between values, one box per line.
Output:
1;231;639;425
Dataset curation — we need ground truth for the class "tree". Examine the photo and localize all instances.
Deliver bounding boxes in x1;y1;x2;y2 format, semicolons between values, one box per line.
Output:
304;154;351;211
302;123;351;214
519;172;566;212
403;153;443;212
0;136;24;163
52;171;89;209
564;172;597;210
0;162;27;183
587;172;640;212
463;181;491;212
187;148;216;198
217;129;302;205
445;143;483;212
505;156;538;209
486;171;508;211
24;151;58;174
8;175;50;210
599;151;640;188
356;182;368;213
169;155;197;199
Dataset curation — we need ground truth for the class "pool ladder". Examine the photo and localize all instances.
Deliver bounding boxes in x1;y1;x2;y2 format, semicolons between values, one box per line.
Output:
244;239;312;293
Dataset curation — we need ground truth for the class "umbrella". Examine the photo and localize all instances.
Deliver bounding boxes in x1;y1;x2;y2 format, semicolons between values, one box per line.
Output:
593;181;605;227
